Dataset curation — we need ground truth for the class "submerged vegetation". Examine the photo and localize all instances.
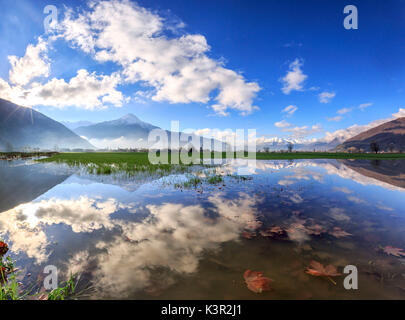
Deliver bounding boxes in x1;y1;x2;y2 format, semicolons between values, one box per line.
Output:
0;152;58;160
38;152;195;176
0;240;79;300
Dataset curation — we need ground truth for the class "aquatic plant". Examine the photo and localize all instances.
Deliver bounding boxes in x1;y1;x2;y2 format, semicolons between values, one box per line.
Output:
0;241;79;300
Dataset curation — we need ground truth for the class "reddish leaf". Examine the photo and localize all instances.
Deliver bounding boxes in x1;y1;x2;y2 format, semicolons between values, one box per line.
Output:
241;231;256;239
329;227;352;238
305;224;327;236
305;260;341;278
0;241;8;256
260;226;286;238
383;246;405;257
243;270;273;293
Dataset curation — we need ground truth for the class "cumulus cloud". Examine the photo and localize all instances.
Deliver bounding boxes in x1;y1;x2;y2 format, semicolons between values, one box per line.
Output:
337;107;352;115
29;69;124;109
274;120;291;128
358;102;373;111
318;91;335;103
8;37;50;86
282;105;298;117
54;0;260;115
280;59;307;94
274;119;321;138
0;40;125;109
322;118;388;143
282;124;322;138
393;108;405;118
0;0;260;115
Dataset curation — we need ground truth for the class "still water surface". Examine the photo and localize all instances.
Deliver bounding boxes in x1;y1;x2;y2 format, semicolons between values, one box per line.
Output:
1;159;405;299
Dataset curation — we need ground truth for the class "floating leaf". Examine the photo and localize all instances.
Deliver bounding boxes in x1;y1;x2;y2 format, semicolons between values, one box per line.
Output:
0;241;8;256
329;227;352;238
243;270;273;293
383;246;405;257
305;260;341;284
241;231;256;239
260;226;286;238
305;224;327;236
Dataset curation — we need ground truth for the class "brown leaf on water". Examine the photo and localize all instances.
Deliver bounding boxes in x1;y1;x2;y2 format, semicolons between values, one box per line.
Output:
383;246;405;257
329;227;352;238
269;226;285;234
305;224;327;236
0;241;9;256
260;226;286;238
241;231;256;239
305;260;342;278
243;270;273;293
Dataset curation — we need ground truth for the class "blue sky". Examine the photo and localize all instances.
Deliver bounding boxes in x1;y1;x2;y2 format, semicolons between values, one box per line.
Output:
1;0;405;142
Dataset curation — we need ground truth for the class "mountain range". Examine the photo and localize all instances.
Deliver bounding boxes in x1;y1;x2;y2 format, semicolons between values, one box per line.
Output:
1;98;404;152
0;99;94;151
75;113;227;151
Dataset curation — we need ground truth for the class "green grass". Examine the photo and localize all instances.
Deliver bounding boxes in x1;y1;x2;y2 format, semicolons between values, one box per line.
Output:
207;175;224;184
1;240;81;300
0;152;58;160
38;152;195;176
28;151;405;177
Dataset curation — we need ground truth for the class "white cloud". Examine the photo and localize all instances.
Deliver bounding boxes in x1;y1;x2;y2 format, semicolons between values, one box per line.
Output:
318;91;335;103
322;118;388;143
0;66;124;109
274;119;321;138
8;37;50;86
393;108;405;118
55;0;260;115
282;124;322;138
274;120;291;128
280;59;307;94
327;115;343;122
358;102;373;111
337;107;352;115
29;69;123;109
282;105;298;117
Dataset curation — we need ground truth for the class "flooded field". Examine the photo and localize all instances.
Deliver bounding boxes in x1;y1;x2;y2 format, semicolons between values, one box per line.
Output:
1;159;405;299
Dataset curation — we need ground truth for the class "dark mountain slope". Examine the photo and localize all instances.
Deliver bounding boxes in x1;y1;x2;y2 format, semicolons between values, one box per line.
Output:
0;98;94;151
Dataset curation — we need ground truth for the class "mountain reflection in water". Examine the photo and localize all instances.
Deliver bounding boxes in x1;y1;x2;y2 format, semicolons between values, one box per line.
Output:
0;159;405;299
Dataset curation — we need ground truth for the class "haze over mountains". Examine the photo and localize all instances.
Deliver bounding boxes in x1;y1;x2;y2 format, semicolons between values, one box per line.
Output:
255;137;341;152
74;113;228;150
1;97;404;152
0;99;94;151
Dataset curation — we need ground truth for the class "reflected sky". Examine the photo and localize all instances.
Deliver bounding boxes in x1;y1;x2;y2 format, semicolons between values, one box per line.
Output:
1;159;405;299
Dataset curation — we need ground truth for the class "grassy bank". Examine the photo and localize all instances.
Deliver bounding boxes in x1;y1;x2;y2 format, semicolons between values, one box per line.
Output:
33;151;405;175
37;152;195;175
0;152;58;160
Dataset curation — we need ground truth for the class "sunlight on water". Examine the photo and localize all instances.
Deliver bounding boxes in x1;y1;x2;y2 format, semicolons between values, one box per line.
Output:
1;159;405;299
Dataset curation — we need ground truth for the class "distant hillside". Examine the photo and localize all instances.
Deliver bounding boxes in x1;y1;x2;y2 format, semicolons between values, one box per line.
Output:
0;98;94;151
256;137;341;152
335;117;405;152
75;114;228;150
75;114;158;142
61;120;94;130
